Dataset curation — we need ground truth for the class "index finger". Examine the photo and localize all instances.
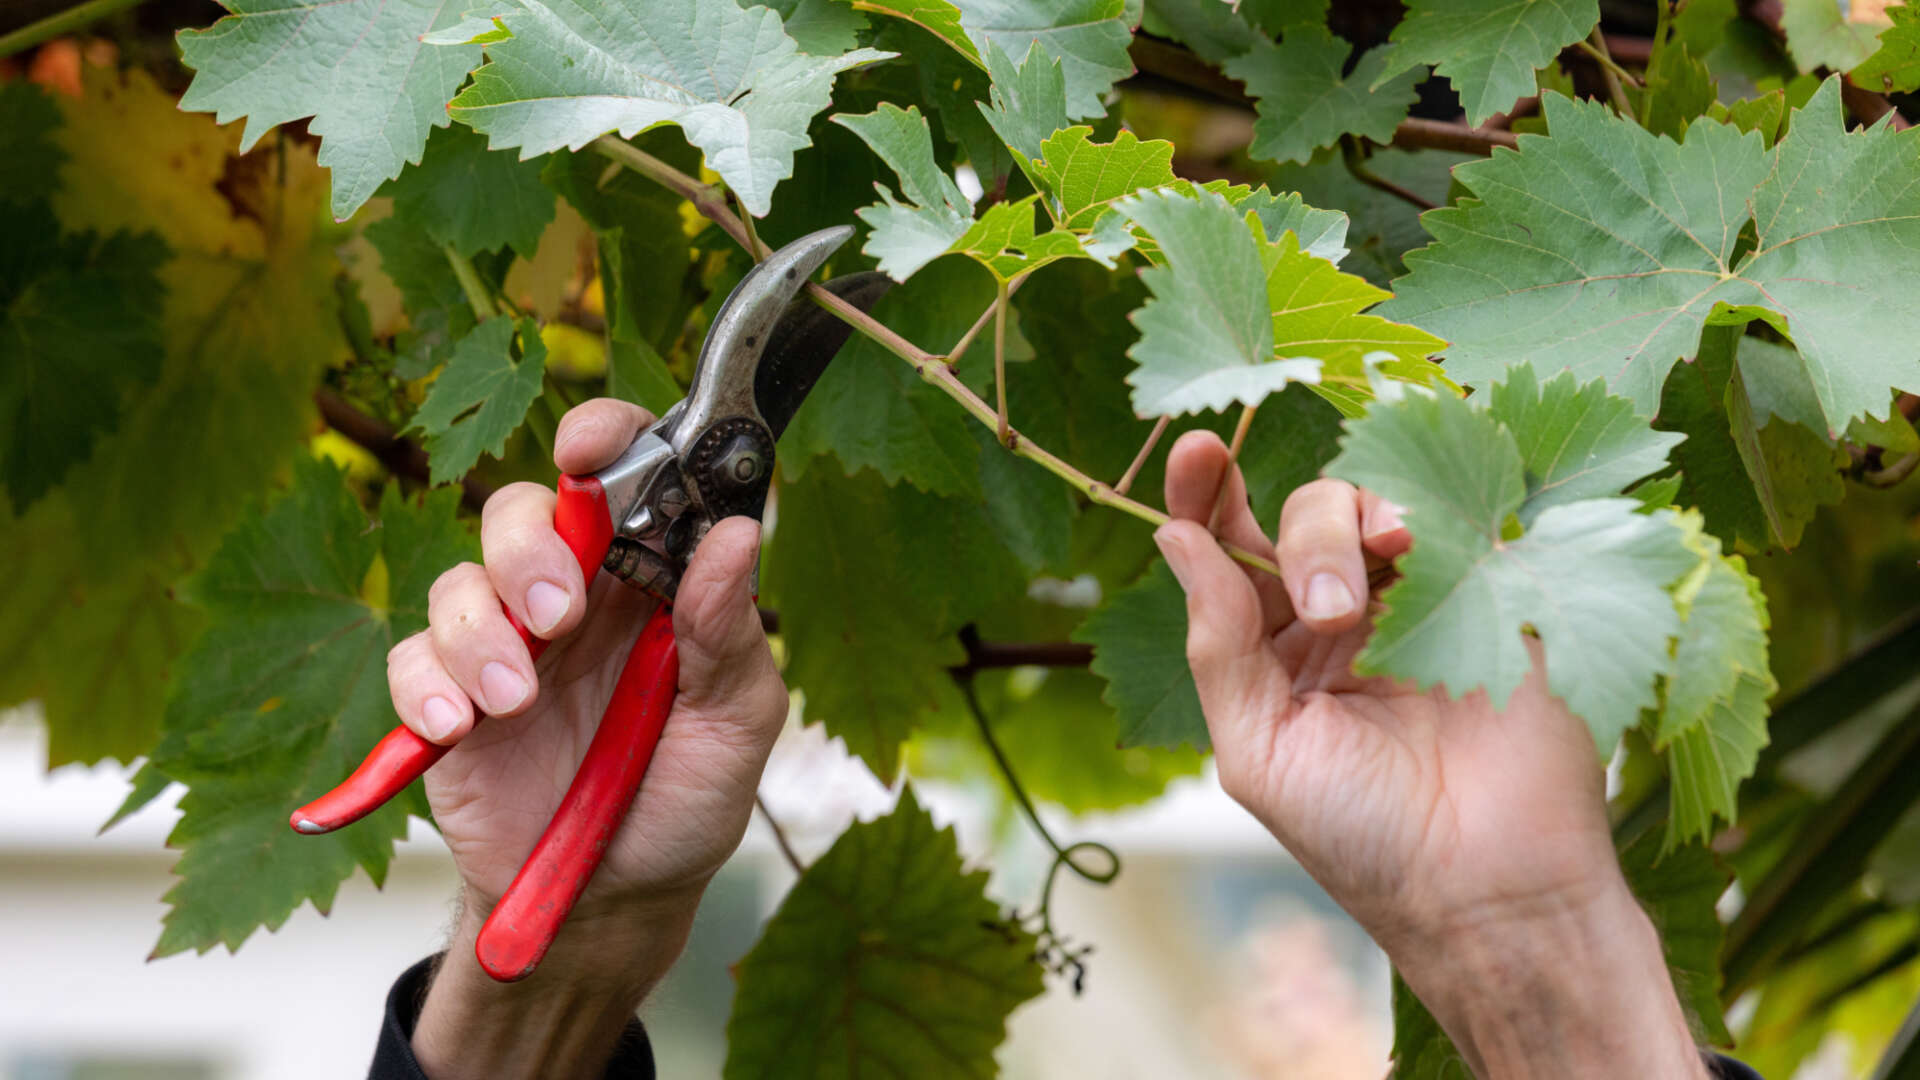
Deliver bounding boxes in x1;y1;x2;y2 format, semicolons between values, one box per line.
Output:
554;399;655;475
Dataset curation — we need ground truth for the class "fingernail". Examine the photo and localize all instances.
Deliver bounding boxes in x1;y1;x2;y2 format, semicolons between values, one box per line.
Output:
1367;501;1407;538
422;696;462;742
480;662;530;713
1302;573;1355;620
1153;526;1191;589
526;580;570;634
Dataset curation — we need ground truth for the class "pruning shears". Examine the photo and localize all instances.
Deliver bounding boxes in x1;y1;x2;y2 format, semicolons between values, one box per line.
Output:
289;226;887;982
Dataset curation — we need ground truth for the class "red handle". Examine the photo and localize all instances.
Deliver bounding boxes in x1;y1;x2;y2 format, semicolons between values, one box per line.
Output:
289;476;617;835
474;603;678;981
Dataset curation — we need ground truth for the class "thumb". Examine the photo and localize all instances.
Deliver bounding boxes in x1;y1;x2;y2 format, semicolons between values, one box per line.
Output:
1154;521;1289;734
671;518;782;723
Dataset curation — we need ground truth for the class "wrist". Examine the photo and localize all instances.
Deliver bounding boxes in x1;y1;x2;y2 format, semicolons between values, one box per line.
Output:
409;892;699;1080
1389;879;1709;1080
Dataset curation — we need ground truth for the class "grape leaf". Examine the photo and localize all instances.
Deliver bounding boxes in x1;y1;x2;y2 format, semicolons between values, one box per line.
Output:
1327;379;1698;750
1118;188;1320;416
443;0;889;216
1779;0;1884;73
1855;3;1920;93
0;82;64;204
781;256;992;496
979;41;1071;173
1618;832;1735;1044
1120;187;1442;417
149;460;475;955
0;67;342;767
1486;364;1683;526
1031;127;1176;230
364;216;477;380
1379;82;1920;431
855;0;1134;118
409;317;549;484
177;0;484;220
1073;561;1209;751
1371;0;1599;127
380;124;556;258
1657;512;1773;851
765;462;1021;777
755;0;868;54
0;201;169;512
1638;40;1719;141
723;786;1044;1078
1225;29;1420;166
1655;326;1847;550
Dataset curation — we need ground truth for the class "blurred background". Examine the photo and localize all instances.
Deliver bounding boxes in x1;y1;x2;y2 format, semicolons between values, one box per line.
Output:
0;704;1392;1080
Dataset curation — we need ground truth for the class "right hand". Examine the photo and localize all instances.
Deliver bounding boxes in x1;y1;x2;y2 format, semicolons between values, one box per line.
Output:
1154;430;1707;1078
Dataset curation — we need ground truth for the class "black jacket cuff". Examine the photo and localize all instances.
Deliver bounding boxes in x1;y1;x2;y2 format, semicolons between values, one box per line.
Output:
368;954;655;1079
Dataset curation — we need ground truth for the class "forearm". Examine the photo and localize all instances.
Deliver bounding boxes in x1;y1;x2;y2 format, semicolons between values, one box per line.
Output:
410;897;695;1080
1390;882;1710;1080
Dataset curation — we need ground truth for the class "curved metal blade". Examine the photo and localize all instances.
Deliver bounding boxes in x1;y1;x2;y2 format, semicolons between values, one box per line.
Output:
672;226;853;448
756;271;892;439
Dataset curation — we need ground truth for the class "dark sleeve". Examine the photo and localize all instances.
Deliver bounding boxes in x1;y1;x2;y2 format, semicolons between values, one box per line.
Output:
369;955;655;1080
1709;1052;1765;1079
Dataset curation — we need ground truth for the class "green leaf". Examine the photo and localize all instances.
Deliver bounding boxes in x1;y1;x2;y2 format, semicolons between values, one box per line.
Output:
857;0;1134;119
1656;327;1847;550
149;461;476;955
782;256;991;495
1779;0;1884;73
1225;29;1420;165
0;201;169;512
1225;185;1351;266
1265;147;1462;287
1639;40;1719;141
408;317;549;485
1372;0;1599;127
1073;561;1209;751
445;0;889;216
1119;188;1316;416
1390;972;1470;1078
1618;831;1735;1045
1121;187;1443;417
755;0;869;54
1855;3;1920;93
1328;380;1697;750
1380;82;1920;430
1486;363;1683;526
364;216;477;380
723;787;1044;1078
764;463;1021;776
177;0;484;220
1032;126;1176;230
1656;511;1774;849
380;124;556;258
0;82;65;205
979;41;1072;171
834;104;976;279
1;67;344;767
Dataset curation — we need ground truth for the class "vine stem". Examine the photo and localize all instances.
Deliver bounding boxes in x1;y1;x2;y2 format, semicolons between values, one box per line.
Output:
949;277;1025;364
1585;29;1639;120
956;673;1119;902
0;0;143;59
1340;137;1437;213
993;277;1012;447
805;282;1285;577
755;793;806;875
445;244;498;322
597;135;1287;579
1208;403;1257;531
1114;416;1170;496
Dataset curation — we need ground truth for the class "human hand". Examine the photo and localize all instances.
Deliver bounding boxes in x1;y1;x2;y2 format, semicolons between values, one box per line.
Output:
1155;430;1706;1079
387;399;789;1079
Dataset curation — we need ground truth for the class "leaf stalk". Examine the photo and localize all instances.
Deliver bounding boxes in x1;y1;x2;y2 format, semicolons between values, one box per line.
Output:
0;0;144;60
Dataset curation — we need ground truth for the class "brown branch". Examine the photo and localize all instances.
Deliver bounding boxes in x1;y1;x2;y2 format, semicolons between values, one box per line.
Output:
314;388;496;512
1128;35;1519;156
755;793;806;874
